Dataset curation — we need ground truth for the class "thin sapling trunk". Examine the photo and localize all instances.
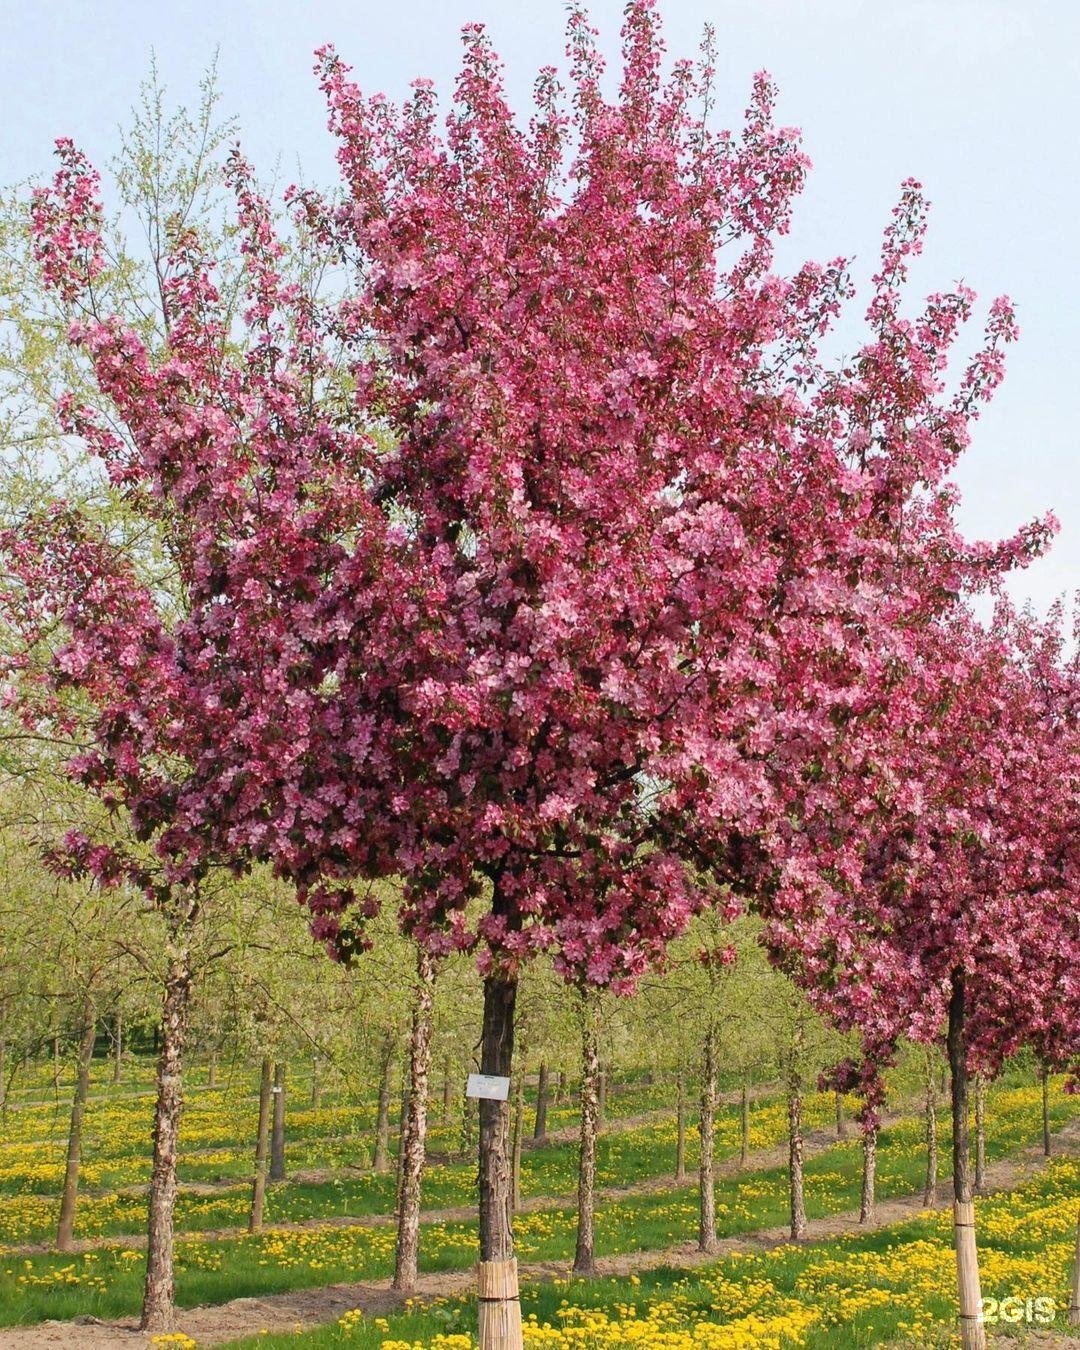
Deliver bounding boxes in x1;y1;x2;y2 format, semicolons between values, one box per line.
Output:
948;970;985;1350
56;993;96;1252
573;994;600;1276
393;948;435;1292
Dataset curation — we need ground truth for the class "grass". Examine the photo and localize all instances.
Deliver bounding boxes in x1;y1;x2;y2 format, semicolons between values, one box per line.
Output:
213;1155;1080;1348
0;1073;827;1243
1;1055;1076;1343
1;1076;1075;1330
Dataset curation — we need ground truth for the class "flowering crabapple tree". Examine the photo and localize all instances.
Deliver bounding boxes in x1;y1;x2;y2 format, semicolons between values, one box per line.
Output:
293;3;1049;1324
764;605;1080;1348
18;1;1054;1342
0;126;374;1326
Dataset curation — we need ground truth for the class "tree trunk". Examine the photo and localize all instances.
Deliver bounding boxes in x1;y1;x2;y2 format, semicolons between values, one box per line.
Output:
923;1050;938;1207
248;1057;273;1233
477;969;521;1349
835;1088;847;1140
112;1009;122;1086
0;1027;7;1116
511;1071;524;1212
948;970;985;1350
394;1078;410;1212
533;1062;549;1143
460;1076;476;1161
269;1061;287;1182
698;1022;719;1252
573;994;600;1277
393;948;435;1292
141;905;195;1333
597;1065;607;1131
56;993;96;1252
372;1031;395;1173
675;1067;687;1183
1069;1213;1080;1326
859;1120;877;1223
557;1070;567;1106
1040;1062;1051;1157
740;1075;750;1168
788;1023;806;1241
311;1056;321;1109
207;1047;217;1089
973;1073;985;1194
442;1055;453;1127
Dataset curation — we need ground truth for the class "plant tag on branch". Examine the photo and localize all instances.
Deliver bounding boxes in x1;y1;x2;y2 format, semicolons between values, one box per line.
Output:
466;1073;511;1101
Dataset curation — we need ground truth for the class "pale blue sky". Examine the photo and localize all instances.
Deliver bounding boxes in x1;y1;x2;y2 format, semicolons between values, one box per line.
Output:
2;0;1077;611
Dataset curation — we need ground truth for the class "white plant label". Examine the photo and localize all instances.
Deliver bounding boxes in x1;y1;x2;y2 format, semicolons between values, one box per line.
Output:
466;1073;511;1101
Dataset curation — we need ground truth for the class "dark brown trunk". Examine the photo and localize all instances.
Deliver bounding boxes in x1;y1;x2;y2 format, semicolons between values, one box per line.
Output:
311;1056;320;1109
973;1073;985;1193
269;1061;287;1182
788;1022;806;1241
393;948;435;1292
948;975;973;1201
674;1068;687;1183
533;1061;549;1142
373;1031;395;1173
478;970;517;1261
140;905;195;1333
557;1070;567;1106
740;1074;750;1168
859;1120;877;1223
948;970;985;1350
248;1057;272;1233
573;993;600;1276
924;1050;938;1207
698;1022;718;1252
476;967;521;1348
56;993;96;1252
1041;1062;1051;1157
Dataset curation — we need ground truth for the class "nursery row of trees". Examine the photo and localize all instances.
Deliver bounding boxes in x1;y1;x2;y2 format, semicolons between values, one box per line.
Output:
2;5;1078;1348
7;862;1059;1281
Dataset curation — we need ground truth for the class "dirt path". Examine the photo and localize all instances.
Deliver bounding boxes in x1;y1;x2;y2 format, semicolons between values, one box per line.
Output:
6;1118;1078;1348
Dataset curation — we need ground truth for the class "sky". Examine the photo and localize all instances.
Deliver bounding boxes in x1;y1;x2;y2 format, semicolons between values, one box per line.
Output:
2;0;1077;613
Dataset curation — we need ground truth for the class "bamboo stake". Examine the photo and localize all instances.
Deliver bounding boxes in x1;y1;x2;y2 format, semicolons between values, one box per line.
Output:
1069;1212;1080;1326
954;1199;985;1350
478;1257;523;1350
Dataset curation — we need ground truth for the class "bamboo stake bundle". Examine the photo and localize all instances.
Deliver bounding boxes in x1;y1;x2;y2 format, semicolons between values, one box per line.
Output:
953;1199;985;1350
478;1258;523;1350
